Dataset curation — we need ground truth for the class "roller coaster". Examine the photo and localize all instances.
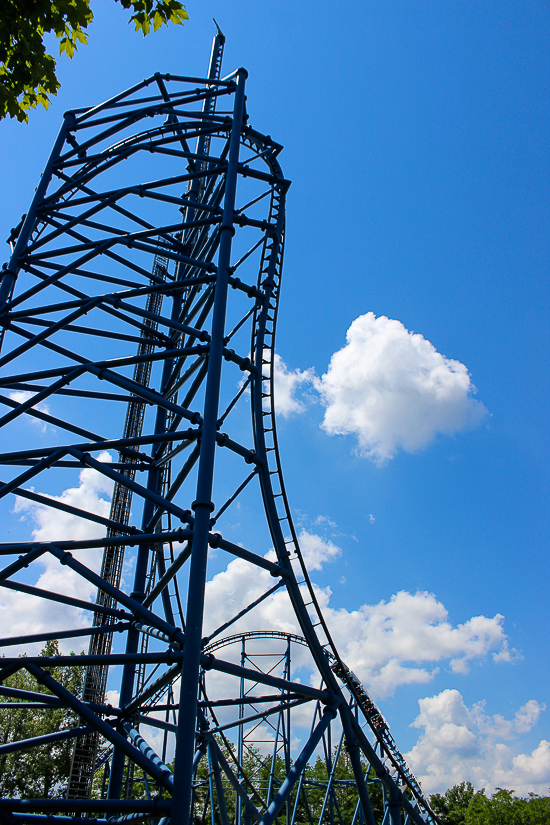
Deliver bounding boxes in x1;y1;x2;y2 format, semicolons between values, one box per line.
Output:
0;33;438;825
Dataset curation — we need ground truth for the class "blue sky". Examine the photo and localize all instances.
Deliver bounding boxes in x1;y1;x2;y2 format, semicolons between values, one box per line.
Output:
0;0;548;796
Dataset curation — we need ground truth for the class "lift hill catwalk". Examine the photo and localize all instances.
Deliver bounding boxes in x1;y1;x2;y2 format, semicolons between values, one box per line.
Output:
0;34;439;825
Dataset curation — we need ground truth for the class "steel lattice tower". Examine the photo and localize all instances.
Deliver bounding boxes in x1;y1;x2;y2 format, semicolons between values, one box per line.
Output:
0;37;438;825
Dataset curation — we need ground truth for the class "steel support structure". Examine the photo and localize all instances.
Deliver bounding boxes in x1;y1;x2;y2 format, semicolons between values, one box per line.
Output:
0;38;438;825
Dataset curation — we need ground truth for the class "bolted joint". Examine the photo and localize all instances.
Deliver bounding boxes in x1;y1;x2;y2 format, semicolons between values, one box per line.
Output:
63;111;77;129
28;663;48;685
201;653;214;671
323;699;340;719
179;512;193;528
344;735;360;755
168;625;183;646
191;499;215;513
166;646;180;663
208;532;222;549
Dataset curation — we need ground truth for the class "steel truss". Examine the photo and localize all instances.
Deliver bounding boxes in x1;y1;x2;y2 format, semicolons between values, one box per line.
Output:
0;36;438;825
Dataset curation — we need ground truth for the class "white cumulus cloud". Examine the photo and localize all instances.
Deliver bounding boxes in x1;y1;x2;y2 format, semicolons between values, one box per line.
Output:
320;590;513;696
201;541;514;699
406;688;548;795
1;454;114;652
316;312;488;463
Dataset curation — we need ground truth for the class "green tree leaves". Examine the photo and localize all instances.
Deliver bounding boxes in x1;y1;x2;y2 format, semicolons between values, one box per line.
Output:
120;0;189;34
431;781;476;825
0;640;85;798
0;0;188;123
431;782;550;825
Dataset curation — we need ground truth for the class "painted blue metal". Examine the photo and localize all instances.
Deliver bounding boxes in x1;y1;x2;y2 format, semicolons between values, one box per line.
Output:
0;33;439;825
0;725;92;756
262;704;339;825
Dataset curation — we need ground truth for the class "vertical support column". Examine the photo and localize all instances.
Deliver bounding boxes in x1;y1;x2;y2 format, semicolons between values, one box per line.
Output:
170;68;248;825
236;636;246;825
327;716;334;825
285;639;291;825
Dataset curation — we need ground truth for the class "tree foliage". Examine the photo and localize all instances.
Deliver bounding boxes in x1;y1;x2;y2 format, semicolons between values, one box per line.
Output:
102;736;385;823
0;640;85;798
0;0;188;123
430;780;476;825
431;783;550;825
181;741;385;825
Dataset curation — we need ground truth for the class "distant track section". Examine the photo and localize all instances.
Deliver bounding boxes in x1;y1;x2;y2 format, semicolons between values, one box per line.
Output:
205;629;431;820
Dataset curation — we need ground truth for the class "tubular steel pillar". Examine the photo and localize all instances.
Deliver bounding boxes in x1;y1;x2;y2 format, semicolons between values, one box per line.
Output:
171;66;248;825
0;36;439;825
